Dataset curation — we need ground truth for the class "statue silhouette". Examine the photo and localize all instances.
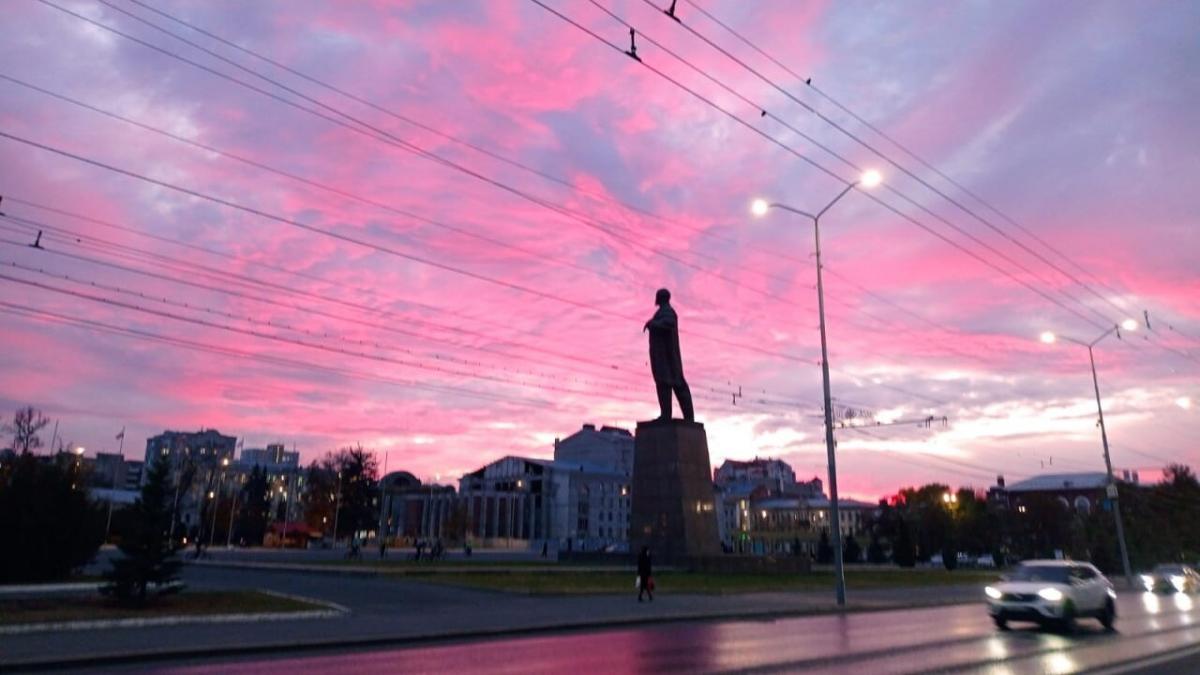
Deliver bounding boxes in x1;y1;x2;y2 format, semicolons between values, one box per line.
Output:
643;288;694;421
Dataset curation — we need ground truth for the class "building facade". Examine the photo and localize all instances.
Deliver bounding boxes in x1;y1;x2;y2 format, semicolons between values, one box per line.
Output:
144;429;237;472
388;423;636;552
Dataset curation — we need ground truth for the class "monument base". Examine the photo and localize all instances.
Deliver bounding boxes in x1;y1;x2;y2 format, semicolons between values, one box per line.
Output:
630;418;720;563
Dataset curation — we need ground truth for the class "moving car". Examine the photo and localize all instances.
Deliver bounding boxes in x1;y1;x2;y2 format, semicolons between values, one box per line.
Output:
1141;564;1200;593
984;560;1116;631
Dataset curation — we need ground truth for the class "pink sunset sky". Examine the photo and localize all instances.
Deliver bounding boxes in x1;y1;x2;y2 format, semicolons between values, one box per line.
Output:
1;0;1196;500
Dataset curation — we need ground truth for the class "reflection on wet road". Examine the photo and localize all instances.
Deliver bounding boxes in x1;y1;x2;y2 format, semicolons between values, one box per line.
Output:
153;592;1200;674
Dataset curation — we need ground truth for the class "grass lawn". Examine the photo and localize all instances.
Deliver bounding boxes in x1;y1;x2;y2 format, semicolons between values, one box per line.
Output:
309;558;559;570
0;590;324;626
415;568;1002;595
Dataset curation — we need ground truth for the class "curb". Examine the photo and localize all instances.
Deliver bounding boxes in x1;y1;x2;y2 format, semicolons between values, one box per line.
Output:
0;588;349;637
0;583;103;596
0;596;974;672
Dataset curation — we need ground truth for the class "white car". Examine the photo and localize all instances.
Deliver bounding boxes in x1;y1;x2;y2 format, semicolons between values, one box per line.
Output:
985;560;1116;631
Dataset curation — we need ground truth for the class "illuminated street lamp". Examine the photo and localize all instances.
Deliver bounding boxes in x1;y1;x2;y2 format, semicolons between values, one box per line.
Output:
1040;320;1140;588
751;170;882;607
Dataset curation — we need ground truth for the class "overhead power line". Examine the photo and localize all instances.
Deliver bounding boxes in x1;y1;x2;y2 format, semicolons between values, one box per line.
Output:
118;0;813;270
679;0;1144;316
1;75;977;364
527;0;1117;335
0;129;819;368
534;0;1200;370
41;0;805;310
644;0;1139;326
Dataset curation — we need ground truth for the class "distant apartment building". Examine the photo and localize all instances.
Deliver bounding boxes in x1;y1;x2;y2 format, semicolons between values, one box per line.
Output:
240;443;300;471
144;429;237;471
92;452;144;491
142;429;238;533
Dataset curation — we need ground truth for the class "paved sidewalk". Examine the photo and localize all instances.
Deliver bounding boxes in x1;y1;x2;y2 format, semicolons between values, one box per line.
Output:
0;563;984;670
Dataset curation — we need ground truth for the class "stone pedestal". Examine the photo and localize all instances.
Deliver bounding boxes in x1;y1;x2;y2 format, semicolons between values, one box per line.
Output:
630;419;720;562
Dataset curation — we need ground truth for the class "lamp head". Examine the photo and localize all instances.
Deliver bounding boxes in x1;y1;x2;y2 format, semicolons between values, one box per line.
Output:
860;169;882;188
750;199;770;217
1121;319;1138;331
1040;331;1057;345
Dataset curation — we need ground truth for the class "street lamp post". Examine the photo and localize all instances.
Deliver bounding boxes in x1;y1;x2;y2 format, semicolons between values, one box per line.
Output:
751;170;881;607
1040;319;1138;588
209;458;228;548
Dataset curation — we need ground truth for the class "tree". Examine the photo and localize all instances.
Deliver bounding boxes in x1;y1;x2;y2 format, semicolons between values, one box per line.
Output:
106;455;181;603
843;533;862;563
866;532;887;564
234;465;270;545
303;461;337;534
4;406;50;454
817;529;833;564
893;521;917;568
942;540;959;570
317;446;379;539
0;452;104;582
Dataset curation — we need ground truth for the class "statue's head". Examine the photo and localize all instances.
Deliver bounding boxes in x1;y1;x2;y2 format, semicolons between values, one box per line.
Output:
655;288;671;306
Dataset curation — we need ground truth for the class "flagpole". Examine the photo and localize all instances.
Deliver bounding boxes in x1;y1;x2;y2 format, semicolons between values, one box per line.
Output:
105;427;126;542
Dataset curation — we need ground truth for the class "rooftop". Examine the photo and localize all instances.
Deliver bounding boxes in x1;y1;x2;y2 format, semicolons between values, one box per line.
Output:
1004;472;1109;492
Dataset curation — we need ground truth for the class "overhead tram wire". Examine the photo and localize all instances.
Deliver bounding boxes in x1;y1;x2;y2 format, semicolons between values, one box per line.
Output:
0;73;995;370
32;3;979;398
0;214;820;411
0;77;957;364
0;301;566;410
0;261;784;414
46;0;805;308
557;1;1200;369
527;1;1120;338
0;131;824;372
136;0;1178;365
585;0;1124;335
654;1;1199;368
119;0;814;270
0;138;950;409
0;266;822;418
117;0;1137;362
837;427;1022;483
28;2;960;401
644;0;1143;328
0;225;798;411
680;0;1143;313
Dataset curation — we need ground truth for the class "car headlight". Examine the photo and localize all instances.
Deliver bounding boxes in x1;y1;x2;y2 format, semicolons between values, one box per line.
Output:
1107;587;1118;599
985;586;1002;600
1171;576;1186;591
1142;575;1155;590
1038;587;1064;602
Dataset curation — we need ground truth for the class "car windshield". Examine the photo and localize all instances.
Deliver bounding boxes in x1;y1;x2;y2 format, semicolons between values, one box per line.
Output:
1008;565;1071;583
1153;565;1184;574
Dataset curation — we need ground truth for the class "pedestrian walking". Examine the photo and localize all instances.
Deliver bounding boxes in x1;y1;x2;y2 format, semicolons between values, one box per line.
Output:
637;545;654;602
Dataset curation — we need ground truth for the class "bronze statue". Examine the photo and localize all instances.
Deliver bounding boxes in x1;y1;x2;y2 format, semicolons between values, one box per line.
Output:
643;288;694;421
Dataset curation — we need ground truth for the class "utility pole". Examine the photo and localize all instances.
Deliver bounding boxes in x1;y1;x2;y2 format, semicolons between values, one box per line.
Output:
377;451;390;543
332;471;342;546
1040;322;1138;588
751;170;881;606
1089;345;1134;589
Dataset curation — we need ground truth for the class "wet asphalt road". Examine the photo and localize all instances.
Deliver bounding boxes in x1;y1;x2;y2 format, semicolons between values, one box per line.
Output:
122;591;1200;674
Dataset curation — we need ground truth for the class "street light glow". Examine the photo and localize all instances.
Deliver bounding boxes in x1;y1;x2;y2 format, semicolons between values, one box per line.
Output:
750;199;770;217
1040;331;1057;344
1177;396;1192;410
1121;319;1138;331
860;169;882;188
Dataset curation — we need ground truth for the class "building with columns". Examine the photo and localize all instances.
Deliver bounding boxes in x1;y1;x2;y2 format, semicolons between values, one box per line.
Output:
387;423;636;551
